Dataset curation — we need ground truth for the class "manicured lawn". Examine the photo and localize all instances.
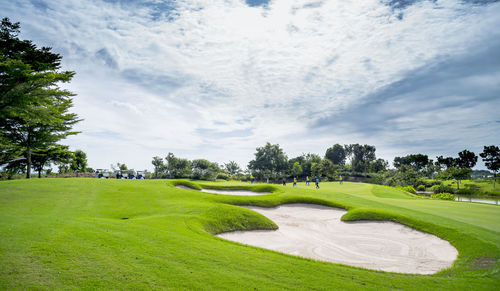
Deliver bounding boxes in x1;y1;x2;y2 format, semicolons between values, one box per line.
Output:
440;179;500;195
0;179;499;290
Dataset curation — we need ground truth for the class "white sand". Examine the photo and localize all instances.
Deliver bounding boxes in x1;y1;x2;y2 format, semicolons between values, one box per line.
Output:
217;204;458;274
174;185;270;196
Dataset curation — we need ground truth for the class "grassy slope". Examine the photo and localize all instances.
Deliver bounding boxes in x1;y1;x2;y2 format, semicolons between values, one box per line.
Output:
0;179;498;290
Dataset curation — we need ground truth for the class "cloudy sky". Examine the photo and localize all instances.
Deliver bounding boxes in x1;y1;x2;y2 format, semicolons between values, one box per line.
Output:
4;0;500;170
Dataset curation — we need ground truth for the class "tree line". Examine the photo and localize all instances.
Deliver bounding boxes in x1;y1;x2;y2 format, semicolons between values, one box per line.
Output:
150;143;499;190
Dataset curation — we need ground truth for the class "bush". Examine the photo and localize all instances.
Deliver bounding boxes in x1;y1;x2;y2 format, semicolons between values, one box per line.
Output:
216;172;230;180
417;185;426;191
431;184;455;194
424;180;442;187
431;193;455;200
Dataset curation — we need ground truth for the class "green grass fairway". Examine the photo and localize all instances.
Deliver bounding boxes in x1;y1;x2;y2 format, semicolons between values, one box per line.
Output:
1;179;499;290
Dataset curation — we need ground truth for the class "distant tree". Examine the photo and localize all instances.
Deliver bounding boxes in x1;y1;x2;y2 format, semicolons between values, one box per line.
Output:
192;159;219;181
325;144;346;165
224;160;241;175
369;158;388;173
302;153;322;177
291;162;303;177
456;150;477;169
311;159;336;179
349;144;376;173
394;154;430;172
0;18;80;178
248;142;288;179
480;145;500;188
288;155;305;174
71;150;87;172
165;152;192;178
32;145;72;178
435;156;456;170
151;156;164;178
389;165;420;186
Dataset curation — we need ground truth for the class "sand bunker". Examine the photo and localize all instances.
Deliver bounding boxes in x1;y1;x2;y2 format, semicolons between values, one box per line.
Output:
174;185;270;196
217;204;457;274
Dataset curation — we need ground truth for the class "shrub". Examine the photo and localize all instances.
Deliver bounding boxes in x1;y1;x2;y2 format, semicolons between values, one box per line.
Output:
431;193;455;200
417;185;426;191
424;180;442;187
216;172;230;180
431;184;455;194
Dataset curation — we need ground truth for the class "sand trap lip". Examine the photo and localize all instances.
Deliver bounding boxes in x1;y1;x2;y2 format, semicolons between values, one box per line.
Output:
174;185;271;196
216;204;457;274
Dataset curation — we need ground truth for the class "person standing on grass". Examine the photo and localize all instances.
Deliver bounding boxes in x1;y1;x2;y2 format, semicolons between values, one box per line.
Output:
306;176;310;186
282;177;286;186
315;177;320;189
339;175;343;184
293;177;297;187
250;174;254;184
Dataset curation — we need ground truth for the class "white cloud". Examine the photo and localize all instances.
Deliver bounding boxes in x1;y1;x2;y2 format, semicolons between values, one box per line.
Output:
3;0;500;170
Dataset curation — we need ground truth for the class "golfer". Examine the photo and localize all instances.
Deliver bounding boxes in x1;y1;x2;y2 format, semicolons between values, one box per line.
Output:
250;174;254;184
293;177;297;187
306;176;310;186
315;177;320;189
339;175;343;184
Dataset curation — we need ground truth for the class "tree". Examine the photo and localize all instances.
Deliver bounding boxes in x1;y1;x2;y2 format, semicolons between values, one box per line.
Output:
224;160;241;175
192;159;219;181
151;156;164;178
435;156;456;170
456;150;477;169
480;145;500;188
393;154;430;172
311;159;337;179
325;144;346;165
302;153;321;177
71;150;87;172
291;162;303;177
248;142;288;179
0;18;80;178
31;145;72;178
369;158;388;173
165;152;192;178
348;144;376;173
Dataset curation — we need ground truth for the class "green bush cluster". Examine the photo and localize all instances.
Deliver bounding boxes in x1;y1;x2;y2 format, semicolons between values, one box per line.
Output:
216;172;230;180
416;185;426;191
430;192;455;200
431;184;455;194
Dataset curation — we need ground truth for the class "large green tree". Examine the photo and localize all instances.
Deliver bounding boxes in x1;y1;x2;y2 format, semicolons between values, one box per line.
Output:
393;154;430;172
151;156;164;178
32;145;72;178
325;144;346;165
248;142;288;179
347;144;376;173
0;18;80;178
224;160;241;175
480;145;500;188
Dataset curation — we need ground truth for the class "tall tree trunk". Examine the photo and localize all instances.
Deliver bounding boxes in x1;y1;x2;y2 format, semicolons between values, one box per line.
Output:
38;169;41;178
26;133;31;179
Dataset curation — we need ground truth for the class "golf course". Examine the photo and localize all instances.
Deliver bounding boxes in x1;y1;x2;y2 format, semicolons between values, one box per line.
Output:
0;178;498;290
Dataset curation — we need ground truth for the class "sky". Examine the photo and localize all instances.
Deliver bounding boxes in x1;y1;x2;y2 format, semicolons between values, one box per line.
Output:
3;0;500;171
